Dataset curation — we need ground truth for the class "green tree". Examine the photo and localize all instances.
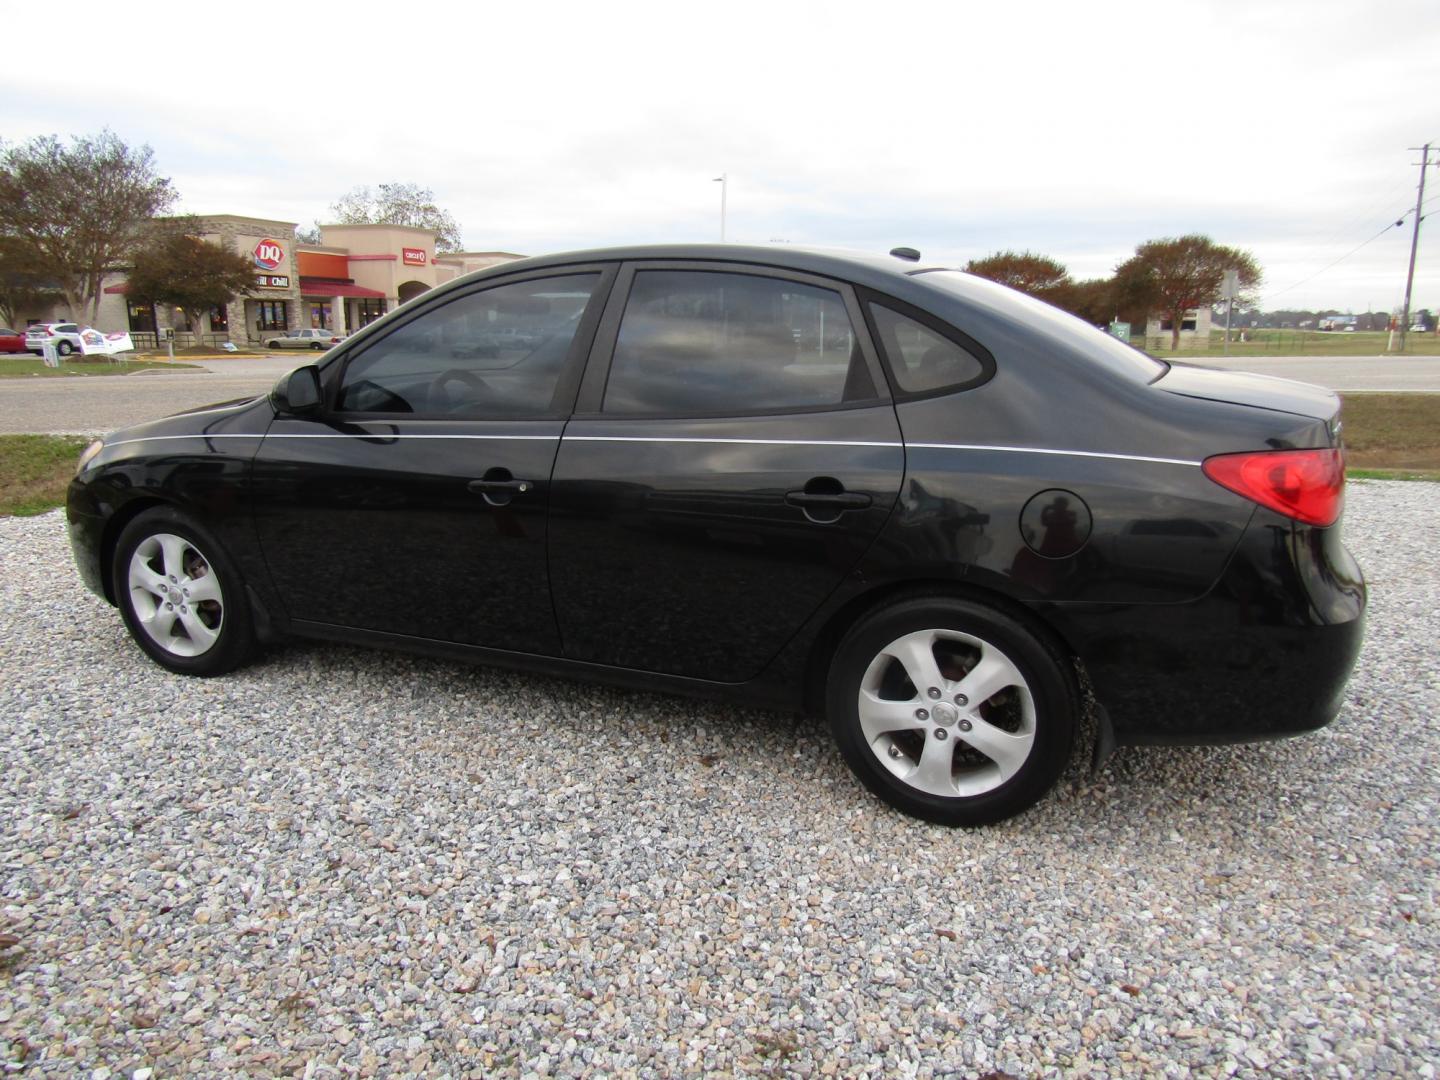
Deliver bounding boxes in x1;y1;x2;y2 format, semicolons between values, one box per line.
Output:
328;182;463;252
1114;235;1262;350
0;131;176;323
125;224;257;342
1048;277;1116;327
964;250;1070;297
0;236;62;328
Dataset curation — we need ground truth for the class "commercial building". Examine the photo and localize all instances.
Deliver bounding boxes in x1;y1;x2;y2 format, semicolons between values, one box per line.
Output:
19;214;522;349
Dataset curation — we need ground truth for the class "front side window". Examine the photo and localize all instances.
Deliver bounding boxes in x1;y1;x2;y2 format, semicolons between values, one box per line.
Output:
869;304;987;395
603;270;873;416
337;273;598;416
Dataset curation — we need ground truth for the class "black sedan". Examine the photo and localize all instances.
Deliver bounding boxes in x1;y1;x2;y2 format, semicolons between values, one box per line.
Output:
67;245;1366;825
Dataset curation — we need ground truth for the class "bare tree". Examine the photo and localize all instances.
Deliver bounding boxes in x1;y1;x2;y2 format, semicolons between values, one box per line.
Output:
327;183;463;252
0;131;176;323
1114;235;1261;350
124;221;257;342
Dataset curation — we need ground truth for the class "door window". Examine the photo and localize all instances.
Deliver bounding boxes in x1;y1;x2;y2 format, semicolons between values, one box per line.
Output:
337;273;599;417
603;270;874;415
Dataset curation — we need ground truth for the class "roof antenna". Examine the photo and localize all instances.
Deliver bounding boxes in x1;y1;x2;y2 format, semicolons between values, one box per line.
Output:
890;246;921;262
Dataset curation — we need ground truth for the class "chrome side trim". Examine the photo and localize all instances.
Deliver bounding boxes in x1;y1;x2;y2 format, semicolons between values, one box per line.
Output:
103;431;1202;466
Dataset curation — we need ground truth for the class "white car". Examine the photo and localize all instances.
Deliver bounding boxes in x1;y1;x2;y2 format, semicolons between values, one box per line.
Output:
264;328;346;351
25;322;85;356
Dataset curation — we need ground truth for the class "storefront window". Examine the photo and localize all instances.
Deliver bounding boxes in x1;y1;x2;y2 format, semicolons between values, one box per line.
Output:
308;302;332;329
356;299;387;327
210;305;228;332
256;301;288;332
127;301;158;334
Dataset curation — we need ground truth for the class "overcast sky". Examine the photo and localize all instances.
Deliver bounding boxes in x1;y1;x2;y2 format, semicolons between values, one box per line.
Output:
4;0;1438;313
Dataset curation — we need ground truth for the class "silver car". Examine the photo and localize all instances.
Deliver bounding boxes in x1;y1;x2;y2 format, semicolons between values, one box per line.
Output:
265;329;346;351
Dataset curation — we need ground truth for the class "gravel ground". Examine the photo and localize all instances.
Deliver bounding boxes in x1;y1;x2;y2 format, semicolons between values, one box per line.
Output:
1;481;1435;1078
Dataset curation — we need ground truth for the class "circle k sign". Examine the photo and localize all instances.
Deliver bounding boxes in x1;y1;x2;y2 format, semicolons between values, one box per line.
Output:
253;239;286;270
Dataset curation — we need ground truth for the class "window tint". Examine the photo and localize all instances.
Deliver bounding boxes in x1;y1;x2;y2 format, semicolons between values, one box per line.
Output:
868;304;986;394
603;270;873;415
338;274;598;416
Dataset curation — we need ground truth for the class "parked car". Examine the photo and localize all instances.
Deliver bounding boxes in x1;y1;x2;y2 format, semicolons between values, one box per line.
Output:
25;322;85;356
265;328;346;350
66;244;1366;825
0;327;28;353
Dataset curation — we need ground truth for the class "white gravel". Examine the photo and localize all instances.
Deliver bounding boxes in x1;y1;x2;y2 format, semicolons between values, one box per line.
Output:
1;480;1436;1078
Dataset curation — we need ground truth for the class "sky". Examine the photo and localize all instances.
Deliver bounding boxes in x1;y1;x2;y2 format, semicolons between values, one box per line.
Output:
3;0;1438;314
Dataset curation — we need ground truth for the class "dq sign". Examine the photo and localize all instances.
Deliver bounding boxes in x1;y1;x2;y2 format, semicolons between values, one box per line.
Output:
253;238;286;271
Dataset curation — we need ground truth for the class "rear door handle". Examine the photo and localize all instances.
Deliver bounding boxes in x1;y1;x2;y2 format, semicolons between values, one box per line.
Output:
467;479;532;495
784;491;872;510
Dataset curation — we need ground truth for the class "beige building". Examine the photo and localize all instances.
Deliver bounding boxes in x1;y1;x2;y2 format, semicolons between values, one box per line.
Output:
1144;307;1214;349
19;214;523;349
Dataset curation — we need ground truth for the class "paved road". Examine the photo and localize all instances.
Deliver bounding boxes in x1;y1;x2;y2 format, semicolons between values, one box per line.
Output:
0;353;1436;435
0;356;298;434
1180;354;1440;392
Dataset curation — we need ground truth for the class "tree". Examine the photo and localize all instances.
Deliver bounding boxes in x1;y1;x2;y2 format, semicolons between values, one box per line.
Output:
964;250;1070;297
124;222;257;342
0;131;176;323
1048;277;1116;326
1113;235;1262;350
327;182;462;252
0;235;62;328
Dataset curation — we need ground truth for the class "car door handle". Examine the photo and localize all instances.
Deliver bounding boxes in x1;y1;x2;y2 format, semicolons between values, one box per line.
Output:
785;491;872;510
467;479;532;495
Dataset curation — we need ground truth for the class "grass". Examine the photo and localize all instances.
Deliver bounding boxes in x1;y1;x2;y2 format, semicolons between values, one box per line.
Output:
1140;329;1440;358
0;355;198;377
0;394;1434;518
0;435;89;516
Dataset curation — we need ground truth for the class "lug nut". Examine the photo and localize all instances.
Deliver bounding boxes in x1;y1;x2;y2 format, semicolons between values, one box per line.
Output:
959;719;973;732
165;603;173;610
183;588;189;596
169;575;177;583
934;728;949;741
915;708;929;721
955;693;969;706
888;744;903;759
927;687;941;699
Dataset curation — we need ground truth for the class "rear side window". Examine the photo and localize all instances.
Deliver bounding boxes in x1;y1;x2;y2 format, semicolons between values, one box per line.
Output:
337;273;598;417
603;270;875;416
868;304;986;394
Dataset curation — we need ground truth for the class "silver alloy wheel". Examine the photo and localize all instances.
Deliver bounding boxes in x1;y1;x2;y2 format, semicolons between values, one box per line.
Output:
858;628;1036;798
126;532;225;658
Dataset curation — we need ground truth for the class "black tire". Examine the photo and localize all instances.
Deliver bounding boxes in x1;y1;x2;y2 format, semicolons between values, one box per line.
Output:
56;340;74;356
112;507;255;676
311;342;325;350
266;340;282;348
827;596;1076;826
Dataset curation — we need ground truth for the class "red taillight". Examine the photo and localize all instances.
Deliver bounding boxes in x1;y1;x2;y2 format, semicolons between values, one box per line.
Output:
1202;447;1345;527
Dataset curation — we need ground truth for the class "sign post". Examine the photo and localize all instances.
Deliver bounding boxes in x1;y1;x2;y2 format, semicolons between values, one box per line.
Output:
1221;270;1239;354
40;339;59;368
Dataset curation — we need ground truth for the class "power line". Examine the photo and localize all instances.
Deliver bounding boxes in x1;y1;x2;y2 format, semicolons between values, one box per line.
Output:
1260;219;1406;304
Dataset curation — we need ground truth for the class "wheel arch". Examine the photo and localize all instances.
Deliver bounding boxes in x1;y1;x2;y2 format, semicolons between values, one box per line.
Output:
97;496;175;604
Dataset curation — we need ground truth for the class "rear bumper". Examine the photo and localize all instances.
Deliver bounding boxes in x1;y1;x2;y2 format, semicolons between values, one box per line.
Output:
1058;510;1366;745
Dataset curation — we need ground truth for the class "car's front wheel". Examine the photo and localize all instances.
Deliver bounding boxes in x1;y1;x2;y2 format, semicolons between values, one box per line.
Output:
112;508;255;675
266;340;282;348
56;341;74;356
827;597;1076;825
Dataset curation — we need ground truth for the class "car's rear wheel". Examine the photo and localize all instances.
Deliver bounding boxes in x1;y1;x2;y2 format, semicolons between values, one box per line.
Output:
266;340;282;348
112;508;255;675
56;341;74;356
311;342;324;350
827;597;1076;825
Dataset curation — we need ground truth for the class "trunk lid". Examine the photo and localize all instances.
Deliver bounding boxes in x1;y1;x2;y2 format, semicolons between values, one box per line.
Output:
1156;363;1338;423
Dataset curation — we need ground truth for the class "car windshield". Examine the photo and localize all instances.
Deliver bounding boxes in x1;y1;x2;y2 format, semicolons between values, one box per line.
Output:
915;270;1167;383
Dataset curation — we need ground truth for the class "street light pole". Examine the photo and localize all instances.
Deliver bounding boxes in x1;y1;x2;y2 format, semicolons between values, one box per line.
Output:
1398;143;1430;353
713;173;727;241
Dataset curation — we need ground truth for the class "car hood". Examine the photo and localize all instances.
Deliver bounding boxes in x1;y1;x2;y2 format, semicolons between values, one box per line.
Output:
1155;363;1338;422
102;395;271;444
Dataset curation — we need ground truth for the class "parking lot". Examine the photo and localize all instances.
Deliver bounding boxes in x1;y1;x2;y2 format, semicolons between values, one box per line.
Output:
0;480;1435;1076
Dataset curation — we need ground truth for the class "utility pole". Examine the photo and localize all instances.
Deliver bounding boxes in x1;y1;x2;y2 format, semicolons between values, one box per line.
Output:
712;174;727;241
1397;144;1430;352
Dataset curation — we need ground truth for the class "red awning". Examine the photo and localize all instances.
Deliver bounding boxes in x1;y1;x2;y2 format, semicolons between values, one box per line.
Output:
300;279;386;299
104;283;128;294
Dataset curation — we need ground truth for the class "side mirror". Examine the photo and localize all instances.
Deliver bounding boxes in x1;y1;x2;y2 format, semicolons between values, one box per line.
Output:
271;365;322;415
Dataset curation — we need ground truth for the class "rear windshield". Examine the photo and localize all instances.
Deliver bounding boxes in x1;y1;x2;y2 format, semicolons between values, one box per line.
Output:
915;270;1166;383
